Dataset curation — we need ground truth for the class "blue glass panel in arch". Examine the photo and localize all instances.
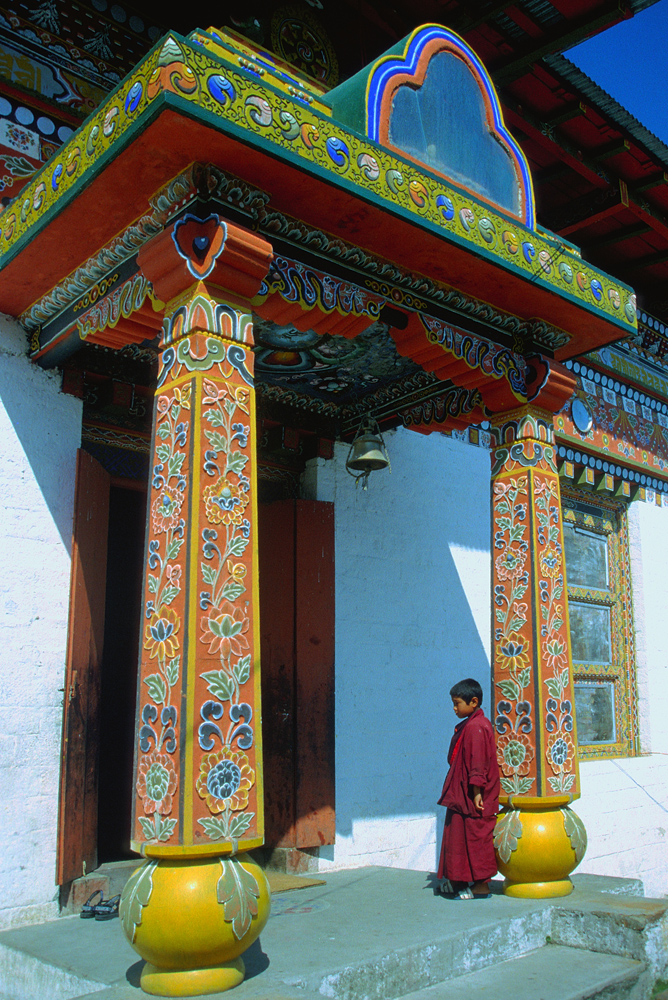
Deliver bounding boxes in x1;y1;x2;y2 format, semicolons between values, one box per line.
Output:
388;51;520;216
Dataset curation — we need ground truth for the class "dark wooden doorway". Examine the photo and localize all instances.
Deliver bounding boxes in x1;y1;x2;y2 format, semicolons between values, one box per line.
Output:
58;478;333;882
97;484;147;862
56;451;110;884
57;454;147;883
258;500;336;849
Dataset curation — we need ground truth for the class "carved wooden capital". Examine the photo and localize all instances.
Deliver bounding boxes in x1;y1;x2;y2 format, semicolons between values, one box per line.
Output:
137;213;273;306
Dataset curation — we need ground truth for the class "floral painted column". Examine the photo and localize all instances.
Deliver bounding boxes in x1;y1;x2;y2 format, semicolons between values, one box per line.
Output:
118;215;274;996
490;403;587;898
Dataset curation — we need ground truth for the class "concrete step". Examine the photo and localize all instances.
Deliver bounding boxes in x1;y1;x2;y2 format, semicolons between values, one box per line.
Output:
396;944;645;1000
0;870;664;1000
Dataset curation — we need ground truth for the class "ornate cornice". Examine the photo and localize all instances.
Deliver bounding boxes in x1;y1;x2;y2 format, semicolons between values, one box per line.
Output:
1;28;634;339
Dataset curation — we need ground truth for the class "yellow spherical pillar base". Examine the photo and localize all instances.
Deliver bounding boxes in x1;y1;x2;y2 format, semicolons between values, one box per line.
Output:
495;798;586;900
503;878;573;899
140;957;245;996
119;852;271;997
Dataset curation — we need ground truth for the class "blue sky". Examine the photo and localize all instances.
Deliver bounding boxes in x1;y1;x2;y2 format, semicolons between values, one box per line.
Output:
565;0;668;144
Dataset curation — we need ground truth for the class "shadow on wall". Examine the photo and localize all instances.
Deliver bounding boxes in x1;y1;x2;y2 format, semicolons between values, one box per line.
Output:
313;428;492;840
0;317;82;555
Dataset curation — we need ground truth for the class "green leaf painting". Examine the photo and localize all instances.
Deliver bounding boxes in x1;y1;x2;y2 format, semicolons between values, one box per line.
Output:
138;817;155;840
168;452;185;478
120;860;158;944
199;816;227;840
233;655;251;685
166;538;183;560
518;668;531;688
228;536;249;557
201;670;234;701
205;429;228;453
161;585;179;605
227;450;248;476
144;673;167;705
229;812;254;838
493;810;523;865
545;677;562;700
166;656;180;687
222;581;244;602
217;858;260;940
206;408;226;427
497;678;520;701
154;814;177;842
562;808;587;863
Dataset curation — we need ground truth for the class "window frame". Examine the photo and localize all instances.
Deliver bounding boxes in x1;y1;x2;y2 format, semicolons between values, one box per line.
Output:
561;488;639;760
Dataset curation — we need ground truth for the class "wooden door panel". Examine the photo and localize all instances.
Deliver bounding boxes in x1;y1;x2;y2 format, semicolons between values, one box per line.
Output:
294;501;335;848
56;450;110;884
258;500;296;847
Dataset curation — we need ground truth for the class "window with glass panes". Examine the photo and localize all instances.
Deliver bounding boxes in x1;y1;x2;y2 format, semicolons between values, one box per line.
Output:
561;490;638;759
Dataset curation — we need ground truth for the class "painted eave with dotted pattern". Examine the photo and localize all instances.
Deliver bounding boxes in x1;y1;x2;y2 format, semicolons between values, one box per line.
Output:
0;27;636;358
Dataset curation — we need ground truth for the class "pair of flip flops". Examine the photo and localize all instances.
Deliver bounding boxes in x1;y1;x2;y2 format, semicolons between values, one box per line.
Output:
80;890;120;920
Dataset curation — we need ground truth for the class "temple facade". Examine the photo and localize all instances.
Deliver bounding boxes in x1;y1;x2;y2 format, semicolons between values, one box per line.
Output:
0;0;667;987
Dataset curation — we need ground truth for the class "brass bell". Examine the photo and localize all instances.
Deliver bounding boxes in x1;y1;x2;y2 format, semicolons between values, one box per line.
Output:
347;433;389;472
346;416;390;488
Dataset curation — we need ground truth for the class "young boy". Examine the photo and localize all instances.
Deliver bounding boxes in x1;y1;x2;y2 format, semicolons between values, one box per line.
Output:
437;678;500;899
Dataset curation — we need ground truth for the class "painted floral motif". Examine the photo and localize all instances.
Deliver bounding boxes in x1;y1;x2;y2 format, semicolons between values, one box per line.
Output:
497;639;530;672
547;731;575;774
495;546;526;580
136;384;190;843
144;607;180;661
151;487;184;533
136;753;178;815
201;601;249;658
203;477;250;525
534;475;576;794
492;437;578;799
492;474;535;797
196;748;255;814
196;375;257;843
496;732;534;778
539;546;560;579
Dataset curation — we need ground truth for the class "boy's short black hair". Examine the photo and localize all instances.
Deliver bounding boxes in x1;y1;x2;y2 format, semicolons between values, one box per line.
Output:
449;678;483;706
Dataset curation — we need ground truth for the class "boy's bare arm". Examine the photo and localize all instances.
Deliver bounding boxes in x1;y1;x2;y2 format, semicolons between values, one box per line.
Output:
472;785;484;812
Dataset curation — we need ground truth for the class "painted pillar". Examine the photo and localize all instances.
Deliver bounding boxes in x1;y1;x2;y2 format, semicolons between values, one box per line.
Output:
490;402;587;898
118;215;274;996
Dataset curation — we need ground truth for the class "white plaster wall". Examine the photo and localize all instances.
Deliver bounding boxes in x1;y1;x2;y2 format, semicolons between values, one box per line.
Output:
570;499;668;899
0;314;82;928
303;428;492;872
306;435;668;896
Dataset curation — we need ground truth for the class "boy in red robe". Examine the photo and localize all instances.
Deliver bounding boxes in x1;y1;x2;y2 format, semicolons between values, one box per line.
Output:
437;678;500;899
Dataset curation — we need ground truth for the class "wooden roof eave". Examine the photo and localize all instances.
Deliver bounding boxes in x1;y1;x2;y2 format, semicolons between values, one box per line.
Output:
0;31;635;360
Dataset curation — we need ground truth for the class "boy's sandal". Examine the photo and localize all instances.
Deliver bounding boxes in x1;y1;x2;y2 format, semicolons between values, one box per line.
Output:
94;894;121;920
80;889;103;918
452;889;491;900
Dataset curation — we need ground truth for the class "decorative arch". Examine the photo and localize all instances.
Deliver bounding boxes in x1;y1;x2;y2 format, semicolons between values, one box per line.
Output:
365;25;535;227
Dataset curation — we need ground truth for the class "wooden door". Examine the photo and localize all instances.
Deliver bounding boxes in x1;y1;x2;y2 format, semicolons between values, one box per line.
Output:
259;500;335;849
56;451;110;884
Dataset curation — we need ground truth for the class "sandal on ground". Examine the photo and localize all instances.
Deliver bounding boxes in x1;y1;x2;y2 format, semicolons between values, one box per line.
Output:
80;890;103;918
452;888;491;900
94;894;120;920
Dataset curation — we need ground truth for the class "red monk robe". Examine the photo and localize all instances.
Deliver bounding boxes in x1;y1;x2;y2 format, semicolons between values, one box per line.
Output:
437;707;500;883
